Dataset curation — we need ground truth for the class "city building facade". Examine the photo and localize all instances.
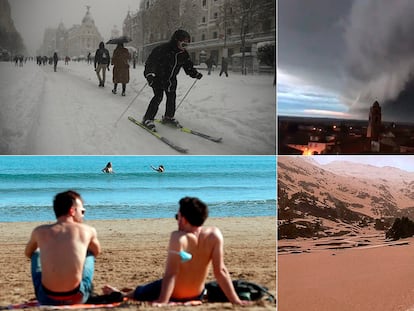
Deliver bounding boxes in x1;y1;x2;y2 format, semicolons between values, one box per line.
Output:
122;0;275;73
38;6;103;59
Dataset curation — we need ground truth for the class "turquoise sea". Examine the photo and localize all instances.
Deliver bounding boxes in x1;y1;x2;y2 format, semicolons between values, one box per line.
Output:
0;156;276;222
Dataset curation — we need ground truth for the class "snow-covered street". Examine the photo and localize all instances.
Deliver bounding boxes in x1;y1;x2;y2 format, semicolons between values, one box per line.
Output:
0;61;275;154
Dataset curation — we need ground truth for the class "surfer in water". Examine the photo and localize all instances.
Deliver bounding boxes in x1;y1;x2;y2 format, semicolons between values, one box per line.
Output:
151;165;165;173
102;162;114;173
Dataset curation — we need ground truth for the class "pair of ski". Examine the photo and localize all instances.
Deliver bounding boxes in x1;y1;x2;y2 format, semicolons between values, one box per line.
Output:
128;116;222;153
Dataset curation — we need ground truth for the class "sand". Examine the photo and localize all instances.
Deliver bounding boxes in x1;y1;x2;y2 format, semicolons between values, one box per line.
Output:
0;217;276;310
278;232;414;311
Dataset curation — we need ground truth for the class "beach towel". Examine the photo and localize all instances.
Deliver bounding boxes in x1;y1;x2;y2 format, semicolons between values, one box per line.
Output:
2;300;125;309
3;299;202;309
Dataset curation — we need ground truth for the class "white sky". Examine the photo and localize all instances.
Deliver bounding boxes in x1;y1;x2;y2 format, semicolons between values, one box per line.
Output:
312;155;414;172
9;0;140;55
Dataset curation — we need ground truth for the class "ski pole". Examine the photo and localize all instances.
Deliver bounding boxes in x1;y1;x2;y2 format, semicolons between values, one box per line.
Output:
114;82;148;127
175;79;198;112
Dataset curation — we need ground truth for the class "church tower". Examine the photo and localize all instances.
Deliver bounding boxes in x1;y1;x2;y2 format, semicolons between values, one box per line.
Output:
366;100;381;141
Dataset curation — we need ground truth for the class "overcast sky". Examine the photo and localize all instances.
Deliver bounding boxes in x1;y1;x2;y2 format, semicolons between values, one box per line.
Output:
9;0;140;55
278;0;414;123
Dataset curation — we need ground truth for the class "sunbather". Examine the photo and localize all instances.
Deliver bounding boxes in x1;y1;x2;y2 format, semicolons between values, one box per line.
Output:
25;190;101;305
103;197;249;306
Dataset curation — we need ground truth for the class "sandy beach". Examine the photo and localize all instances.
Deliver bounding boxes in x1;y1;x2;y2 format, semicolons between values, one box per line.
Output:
0;217;276;310
278;232;414;311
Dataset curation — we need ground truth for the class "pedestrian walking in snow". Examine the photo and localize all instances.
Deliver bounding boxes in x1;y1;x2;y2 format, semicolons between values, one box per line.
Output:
219;57;229;77
133;54;137;69
206;56;216;75
111;43;130;96
142;29;202;131
94;42;110;87
53;52;58;72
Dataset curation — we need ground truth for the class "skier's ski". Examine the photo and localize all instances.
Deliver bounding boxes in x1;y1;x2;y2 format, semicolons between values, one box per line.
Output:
155;120;223;143
128;116;188;154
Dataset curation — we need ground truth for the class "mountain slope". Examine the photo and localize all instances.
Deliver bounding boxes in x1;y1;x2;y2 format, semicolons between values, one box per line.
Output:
278;156;414;238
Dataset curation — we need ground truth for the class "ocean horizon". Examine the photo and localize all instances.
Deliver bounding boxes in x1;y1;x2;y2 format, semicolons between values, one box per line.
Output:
0;156;276;222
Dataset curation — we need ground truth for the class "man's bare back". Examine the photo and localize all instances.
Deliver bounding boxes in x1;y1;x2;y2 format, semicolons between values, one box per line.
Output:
26;221;98;291
168;226;219;299
25;191;100;301
103;197;246;306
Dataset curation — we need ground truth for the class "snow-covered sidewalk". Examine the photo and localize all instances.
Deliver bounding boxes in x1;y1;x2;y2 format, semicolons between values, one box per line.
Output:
0;61;275;155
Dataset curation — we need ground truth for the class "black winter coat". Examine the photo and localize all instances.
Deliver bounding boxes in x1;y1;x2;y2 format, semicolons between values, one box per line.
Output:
94;48;110;66
144;41;199;92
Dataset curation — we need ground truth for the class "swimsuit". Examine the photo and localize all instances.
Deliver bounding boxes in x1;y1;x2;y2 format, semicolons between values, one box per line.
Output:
133;279;205;302
30;251;95;305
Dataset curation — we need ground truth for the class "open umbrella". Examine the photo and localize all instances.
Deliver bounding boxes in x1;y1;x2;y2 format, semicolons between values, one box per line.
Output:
106;36;132;45
125;46;137;53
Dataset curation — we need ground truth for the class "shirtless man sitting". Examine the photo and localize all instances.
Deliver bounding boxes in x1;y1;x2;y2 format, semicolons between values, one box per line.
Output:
103;196;249;306
25;190;101;305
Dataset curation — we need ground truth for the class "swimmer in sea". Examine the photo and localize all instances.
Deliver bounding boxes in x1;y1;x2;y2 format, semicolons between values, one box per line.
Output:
102;162;114;173
151;165;165;173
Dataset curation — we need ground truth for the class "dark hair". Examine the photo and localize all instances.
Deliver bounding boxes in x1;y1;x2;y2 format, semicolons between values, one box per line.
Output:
179;197;208;226
53;190;82;218
171;29;191;42
99;41;104;49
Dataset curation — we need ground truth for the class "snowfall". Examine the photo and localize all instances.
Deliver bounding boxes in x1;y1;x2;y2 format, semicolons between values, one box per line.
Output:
0;60;275;155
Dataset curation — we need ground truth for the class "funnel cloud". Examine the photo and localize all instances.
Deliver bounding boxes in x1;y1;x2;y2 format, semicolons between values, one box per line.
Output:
279;0;414;122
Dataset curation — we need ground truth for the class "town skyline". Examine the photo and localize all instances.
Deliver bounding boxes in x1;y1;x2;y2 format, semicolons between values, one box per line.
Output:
9;0;139;55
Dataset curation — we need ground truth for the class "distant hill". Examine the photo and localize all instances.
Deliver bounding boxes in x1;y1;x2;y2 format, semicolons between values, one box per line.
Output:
0;0;26;55
278;156;414;239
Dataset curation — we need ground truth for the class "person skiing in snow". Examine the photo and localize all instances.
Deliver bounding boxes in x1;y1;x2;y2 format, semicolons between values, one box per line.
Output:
94;42;111;87
142;29;203;131
111;43;130;96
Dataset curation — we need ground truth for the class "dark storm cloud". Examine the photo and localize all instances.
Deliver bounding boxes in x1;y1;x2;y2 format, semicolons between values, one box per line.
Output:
344;0;414;121
278;0;352;92
279;0;414;121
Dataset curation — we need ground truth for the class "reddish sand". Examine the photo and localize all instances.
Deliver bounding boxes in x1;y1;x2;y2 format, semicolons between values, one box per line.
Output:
279;234;414;311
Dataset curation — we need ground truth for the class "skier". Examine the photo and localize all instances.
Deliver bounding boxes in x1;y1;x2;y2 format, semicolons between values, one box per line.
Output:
94;42;111;87
111;43;130;96
142;29;203;131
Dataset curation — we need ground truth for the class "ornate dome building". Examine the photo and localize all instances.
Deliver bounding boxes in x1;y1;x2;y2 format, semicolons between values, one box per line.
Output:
66;6;103;58
39;6;103;59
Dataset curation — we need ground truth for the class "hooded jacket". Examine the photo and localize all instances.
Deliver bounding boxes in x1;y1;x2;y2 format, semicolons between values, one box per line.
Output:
94;42;110;67
144;35;199;92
